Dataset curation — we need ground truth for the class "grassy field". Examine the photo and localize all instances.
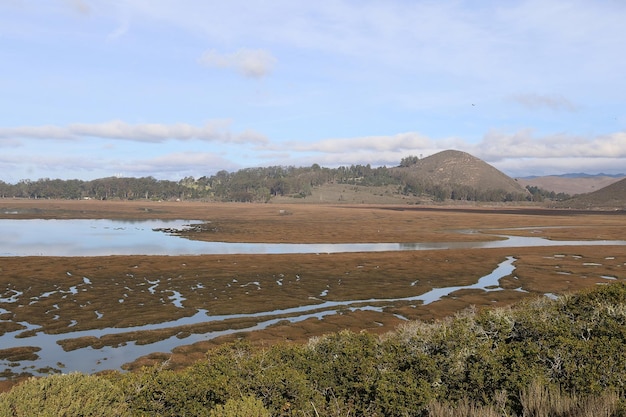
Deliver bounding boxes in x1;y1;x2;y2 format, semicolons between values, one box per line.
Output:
1;199;625;387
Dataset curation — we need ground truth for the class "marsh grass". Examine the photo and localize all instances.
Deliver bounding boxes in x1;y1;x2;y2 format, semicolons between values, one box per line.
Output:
1;281;626;415
427;386;621;417
519;380;620;417
427;398;503;417
2;245;625;377
0;347;40;362
1;201;625;380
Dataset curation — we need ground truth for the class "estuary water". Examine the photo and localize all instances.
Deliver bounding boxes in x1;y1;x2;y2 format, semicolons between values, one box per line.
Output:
1;219;626;256
1;219;626;377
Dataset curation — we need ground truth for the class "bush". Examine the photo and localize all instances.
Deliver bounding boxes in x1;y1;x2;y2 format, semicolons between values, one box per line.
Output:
3;282;625;416
119;361;231;416
0;373;130;417
209;395;270;417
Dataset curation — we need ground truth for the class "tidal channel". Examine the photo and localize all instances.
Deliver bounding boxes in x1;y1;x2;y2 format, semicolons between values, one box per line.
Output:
2;219;626;377
1;257;517;377
2;219;626;256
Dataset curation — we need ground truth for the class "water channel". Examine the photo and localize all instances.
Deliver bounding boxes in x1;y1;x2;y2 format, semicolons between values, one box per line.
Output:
2;219;626;256
1;256;517;377
1;219;626;377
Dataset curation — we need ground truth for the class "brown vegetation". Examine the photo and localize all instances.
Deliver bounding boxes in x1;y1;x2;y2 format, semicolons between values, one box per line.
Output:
1;199;625;386
517;175;625;195
560;177;626;210
391;149;529;197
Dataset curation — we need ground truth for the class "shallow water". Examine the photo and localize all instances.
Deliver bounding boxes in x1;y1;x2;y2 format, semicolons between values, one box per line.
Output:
0;257;517;376
1;219;626;256
0;219;200;256
2;219;626;378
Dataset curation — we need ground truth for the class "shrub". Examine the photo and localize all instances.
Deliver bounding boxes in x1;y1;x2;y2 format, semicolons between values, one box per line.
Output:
209;395;270;417
0;372;130;417
3;282;625;417
119;361;231;416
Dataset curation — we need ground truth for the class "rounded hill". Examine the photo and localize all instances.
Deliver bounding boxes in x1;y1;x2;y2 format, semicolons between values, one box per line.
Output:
558;177;626;210
391;150;529;201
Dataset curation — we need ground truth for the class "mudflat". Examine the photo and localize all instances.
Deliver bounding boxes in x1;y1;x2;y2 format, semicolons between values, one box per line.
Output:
1;199;625;382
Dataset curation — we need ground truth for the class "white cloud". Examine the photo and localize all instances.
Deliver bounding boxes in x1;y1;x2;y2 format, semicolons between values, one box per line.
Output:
107;1;626;83
0;137;24;147
121;152;240;176
510;94;578;112
0;152;104;174
0;125;74;140
0;121;269;144
259;132;459;170
0;149;241;181
3;1;625;181
288;132;435;154
4;126;626;181
289;150;429;169
474;130;626;161
494;157;626;177
259;129;626;176
199;48;277;78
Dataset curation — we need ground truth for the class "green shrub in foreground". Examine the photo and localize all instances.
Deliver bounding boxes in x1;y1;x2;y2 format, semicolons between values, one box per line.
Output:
209;395;270;417
2;281;625;416
0;372;130;417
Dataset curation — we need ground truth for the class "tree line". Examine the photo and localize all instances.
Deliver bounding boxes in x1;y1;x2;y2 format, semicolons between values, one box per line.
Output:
0;177;184;201
0;161;557;203
0;164;396;202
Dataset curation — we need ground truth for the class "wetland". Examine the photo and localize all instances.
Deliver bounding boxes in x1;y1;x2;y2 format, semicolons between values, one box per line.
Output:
2;218;626;256
1;199;625;384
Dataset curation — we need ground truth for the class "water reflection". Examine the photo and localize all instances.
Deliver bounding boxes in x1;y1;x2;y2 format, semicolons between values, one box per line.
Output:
0;219;200;256
1;219;626;256
2;219;626;378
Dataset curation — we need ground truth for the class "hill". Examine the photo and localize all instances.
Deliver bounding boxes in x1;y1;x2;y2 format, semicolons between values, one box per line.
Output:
517;174;625;195
0;151;532;203
558;177;626;210
390;150;529;201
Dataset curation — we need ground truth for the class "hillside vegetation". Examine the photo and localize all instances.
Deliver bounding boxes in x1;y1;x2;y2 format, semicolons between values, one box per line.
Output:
4;151;624;206
391;150;529;201
2;282;625;416
558;178;626;210
518;175;625;196
0;151;532;203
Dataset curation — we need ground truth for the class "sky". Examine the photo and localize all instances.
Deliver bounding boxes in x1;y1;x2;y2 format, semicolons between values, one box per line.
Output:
1;0;625;183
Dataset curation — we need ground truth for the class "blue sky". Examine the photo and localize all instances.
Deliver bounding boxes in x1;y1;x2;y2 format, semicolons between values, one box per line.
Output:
1;0;625;182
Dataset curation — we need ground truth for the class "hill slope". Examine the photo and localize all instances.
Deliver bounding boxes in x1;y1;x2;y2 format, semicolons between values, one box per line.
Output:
0;150;533;203
559;177;626;209
391;150;528;200
517;175;625;195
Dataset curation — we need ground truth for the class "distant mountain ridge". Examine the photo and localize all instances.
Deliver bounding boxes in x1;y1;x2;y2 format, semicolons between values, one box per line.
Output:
556;177;626;209
517;174;626;196
520;173;626;179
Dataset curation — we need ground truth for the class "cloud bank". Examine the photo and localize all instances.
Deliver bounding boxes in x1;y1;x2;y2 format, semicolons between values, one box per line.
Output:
0;121;269;144
2;122;625;179
474;130;626;160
